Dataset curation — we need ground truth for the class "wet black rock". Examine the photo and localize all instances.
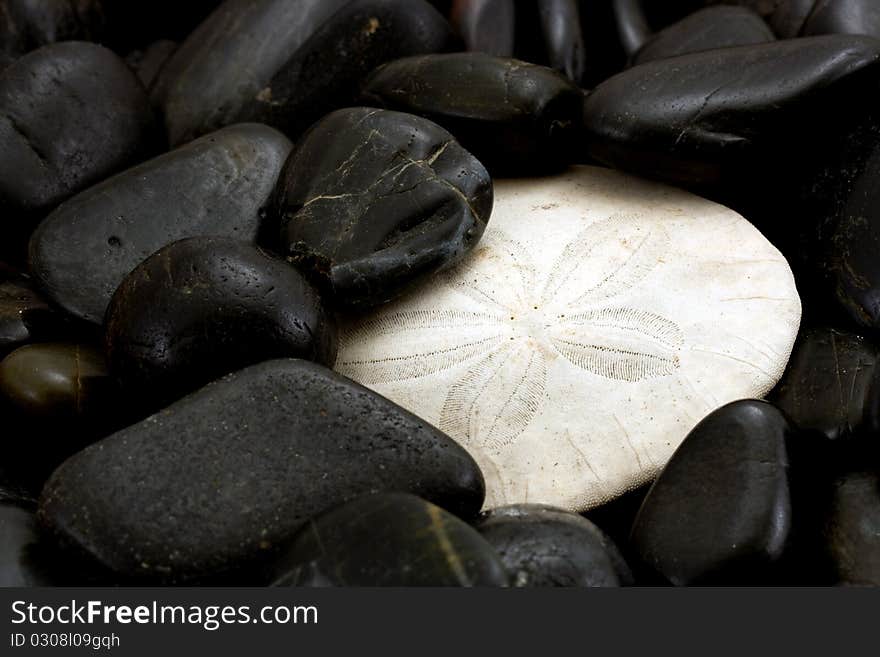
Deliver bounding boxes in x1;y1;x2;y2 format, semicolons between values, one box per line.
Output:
0;0;109;68
822;469;880;586
630;400;794;585
0;503;55;586
38;359;485;583
273;493;508;587
272;107;492;310
362;53;583;174
451;0;515;57
153;0;456;145
0;42;159;242
125;39;177;89
105;238;338;408
582;35;880;188
476;504;632;587
0;273;66;357
29;123;291;325
802;0;880;39
769;328;880;441
633;6;774;66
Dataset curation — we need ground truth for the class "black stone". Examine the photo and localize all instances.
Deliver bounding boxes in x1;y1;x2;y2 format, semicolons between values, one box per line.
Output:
769;328;880;441
152;0;456;145
125;39;177;89
451;0;515;57
803;0;880;39
612;0;652;57
822;469;880;586
476;504;632;587
105;237;338;408
38;359;485;583
0;273;66;357
633;6;774;66
29;123;291;326
0;503;55;586
707;1;816;38
272;493;508;587
582;35;880;188
0;0;109;69
362;54;583;174
536;0;586;84
630;400;794;585
271;107;492;310
0;42;159;241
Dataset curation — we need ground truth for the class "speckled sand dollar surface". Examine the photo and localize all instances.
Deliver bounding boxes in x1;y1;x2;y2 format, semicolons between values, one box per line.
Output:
337;165;802;511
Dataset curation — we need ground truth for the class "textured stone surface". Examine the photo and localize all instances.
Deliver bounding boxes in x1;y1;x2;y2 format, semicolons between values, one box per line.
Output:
272;107;492;310
0;42;159;232
39;359;485;583
337;166;801;510
29;123;291;325
273;493;508;587
105;238;338;408
361;53;583;174
476;504;631;586
630;400;795;585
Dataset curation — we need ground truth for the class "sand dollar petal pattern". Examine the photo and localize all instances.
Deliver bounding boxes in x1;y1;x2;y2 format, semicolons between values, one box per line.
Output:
337;166;801;511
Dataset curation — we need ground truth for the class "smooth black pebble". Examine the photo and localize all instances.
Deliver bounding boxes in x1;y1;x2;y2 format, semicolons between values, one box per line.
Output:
38;359;486;583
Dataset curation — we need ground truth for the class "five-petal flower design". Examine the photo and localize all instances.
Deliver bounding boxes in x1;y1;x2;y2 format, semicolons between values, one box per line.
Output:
339;211;684;455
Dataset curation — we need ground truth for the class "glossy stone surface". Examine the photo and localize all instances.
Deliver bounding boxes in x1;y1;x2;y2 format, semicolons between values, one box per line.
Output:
273;493;508;587
105;238;338;408
633;6;774;66
337;166;801;510
38;359;485;583
612;0;651;57
709;0;816;38
0;274;65;356
153;0;456;145
272;107;492;310
475;505;631;587
29;123;291;325
0;0;109;68
0;42;159;231
630;400;794;585
582;35;880;187
769;328;880;441
362;53;584;174
802;0;880;39
823;469;880;586
536;0;585;84
451;0;514;56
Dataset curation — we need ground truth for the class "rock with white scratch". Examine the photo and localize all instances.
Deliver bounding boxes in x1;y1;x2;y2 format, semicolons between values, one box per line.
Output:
271;107;493;310
336;165;801;511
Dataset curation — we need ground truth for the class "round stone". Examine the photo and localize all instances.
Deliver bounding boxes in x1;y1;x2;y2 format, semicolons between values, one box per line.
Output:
336;165;802;511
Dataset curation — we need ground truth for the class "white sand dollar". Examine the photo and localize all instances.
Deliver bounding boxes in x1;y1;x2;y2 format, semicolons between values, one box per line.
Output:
337;166;802;511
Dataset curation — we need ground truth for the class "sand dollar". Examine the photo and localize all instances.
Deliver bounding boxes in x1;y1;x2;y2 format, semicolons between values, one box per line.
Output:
337;166;802;510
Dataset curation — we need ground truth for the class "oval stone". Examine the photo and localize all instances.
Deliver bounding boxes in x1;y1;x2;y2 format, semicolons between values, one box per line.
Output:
272;493;508;587
336;166;801;510
633;6;775;66
582;35;880;187
153;0;456;145
802;0;880;39
475;504;631;587
271;107;492;310
707;0;816;38
29;123;292;325
630;400;795;585
105;237;338;407
38;359;485;583
0;42;159;230
612;0;652;57
361;53;584;174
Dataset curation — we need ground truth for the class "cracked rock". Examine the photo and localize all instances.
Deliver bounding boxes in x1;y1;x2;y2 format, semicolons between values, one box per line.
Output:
272;493;508;587
270;107;493;310
361;53;583;174
630;400;795;585
0;42;159;250
104;237;338;410
38;359;486;584
29;123;291;326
